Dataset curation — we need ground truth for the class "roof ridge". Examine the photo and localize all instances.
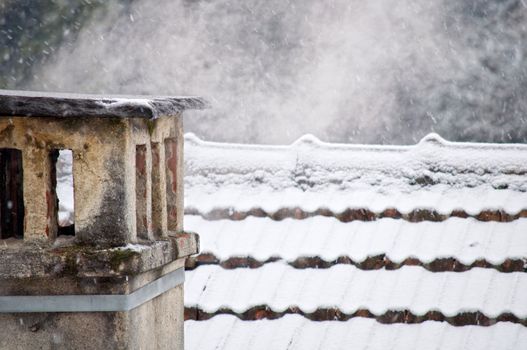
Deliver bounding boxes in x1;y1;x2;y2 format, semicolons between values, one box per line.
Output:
185;132;527;150
185;132;527;195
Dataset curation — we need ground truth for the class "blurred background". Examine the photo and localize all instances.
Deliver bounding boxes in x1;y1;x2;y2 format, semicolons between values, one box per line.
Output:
1;0;526;144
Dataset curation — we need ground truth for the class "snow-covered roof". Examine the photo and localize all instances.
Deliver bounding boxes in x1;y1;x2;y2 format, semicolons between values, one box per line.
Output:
183;133;527;350
186;315;527;350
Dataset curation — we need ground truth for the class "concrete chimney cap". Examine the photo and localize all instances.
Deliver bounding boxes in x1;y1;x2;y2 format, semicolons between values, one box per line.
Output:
0;89;209;120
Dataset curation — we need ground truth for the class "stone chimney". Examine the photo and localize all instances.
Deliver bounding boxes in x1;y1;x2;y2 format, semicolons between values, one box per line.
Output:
0;90;205;349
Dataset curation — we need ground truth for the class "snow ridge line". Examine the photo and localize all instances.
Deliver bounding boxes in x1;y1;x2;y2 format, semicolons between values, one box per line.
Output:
185;254;527;273
184;306;527;327
185;207;527;223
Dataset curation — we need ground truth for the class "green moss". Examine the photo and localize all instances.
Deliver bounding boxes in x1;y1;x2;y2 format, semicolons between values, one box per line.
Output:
147;119;155;136
54;244;139;275
109;249;138;271
54;244;93;255
63;253;79;276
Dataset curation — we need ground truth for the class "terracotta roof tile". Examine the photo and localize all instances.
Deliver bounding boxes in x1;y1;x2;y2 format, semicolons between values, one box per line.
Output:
183;134;527;349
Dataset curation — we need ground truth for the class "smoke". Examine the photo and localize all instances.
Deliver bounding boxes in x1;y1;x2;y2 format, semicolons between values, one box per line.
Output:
26;0;527;144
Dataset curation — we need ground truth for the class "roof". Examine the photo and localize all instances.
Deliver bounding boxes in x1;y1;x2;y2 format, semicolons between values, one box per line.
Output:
183;133;527;350
186;315;527;350
0;89;208;119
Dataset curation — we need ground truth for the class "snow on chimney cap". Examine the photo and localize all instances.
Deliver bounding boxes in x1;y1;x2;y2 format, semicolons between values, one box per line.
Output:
0;89;209;120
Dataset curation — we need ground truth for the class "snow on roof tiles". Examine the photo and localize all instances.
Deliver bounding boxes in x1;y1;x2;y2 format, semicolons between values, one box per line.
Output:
185;132;527;193
185;216;527;269
185;315;527;350
183;133;527;349
185;187;527;220
186;263;527;319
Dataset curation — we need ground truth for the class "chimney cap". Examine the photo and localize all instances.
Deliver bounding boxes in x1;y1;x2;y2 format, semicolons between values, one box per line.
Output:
0;89;209;120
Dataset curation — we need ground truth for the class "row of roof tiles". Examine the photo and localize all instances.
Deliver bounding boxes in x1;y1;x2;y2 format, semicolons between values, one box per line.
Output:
183;134;527;349
185;216;527;267
185;262;527;319
185;188;527;220
186;315;527;350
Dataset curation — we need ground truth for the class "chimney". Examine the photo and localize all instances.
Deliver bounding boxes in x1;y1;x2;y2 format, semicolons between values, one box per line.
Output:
0;90;205;349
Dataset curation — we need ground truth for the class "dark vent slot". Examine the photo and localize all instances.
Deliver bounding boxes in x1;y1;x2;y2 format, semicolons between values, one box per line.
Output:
0;148;24;239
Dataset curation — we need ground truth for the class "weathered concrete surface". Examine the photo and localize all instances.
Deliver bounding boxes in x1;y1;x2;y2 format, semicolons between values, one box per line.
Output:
0;311;120;350
0;256;188;349
151;142;166;238
0;223;196;349
0;117;130;245
0;284;184;350
0;90;203;349
0;115;186;246
129;116;185;238
0;89;208;120
0;234;198;287
128;284;184;350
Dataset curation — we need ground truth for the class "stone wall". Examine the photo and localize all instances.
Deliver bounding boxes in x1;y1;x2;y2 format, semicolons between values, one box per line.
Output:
0;114;183;246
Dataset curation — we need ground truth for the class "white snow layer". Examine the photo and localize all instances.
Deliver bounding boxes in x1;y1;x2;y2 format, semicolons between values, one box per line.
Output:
184;133;527;215
184;216;527;265
183;133;527;350
185;315;527;350
185;263;527;318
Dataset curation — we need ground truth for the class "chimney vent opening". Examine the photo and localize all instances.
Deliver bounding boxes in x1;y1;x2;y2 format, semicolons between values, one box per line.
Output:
0;148;24;239
52;149;75;236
